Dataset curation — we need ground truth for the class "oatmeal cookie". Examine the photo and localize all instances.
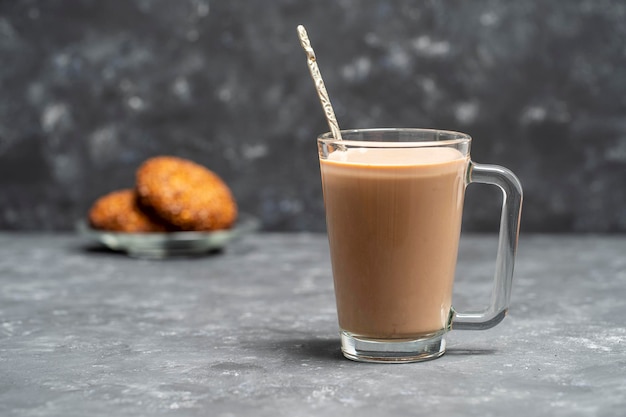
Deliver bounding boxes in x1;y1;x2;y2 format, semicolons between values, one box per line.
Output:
135;156;237;231
88;189;172;232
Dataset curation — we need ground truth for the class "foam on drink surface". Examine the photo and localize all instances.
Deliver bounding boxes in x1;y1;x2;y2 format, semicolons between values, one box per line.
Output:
322;147;467;179
325;146;465;166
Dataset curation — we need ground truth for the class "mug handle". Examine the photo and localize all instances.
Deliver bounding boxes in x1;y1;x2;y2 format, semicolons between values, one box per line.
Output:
452;161;523;330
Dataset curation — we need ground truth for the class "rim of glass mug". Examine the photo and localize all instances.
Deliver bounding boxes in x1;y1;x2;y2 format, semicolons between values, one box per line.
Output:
318;128;472;150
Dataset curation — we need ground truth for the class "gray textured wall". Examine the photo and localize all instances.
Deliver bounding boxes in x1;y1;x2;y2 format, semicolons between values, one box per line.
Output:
1;0;625;232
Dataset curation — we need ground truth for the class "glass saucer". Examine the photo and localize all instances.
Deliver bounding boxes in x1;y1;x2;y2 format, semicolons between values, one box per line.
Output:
77;214;259;259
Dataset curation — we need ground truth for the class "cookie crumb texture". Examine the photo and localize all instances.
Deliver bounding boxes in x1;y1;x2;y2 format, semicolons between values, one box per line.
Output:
136;156;238;231
88;189;171;232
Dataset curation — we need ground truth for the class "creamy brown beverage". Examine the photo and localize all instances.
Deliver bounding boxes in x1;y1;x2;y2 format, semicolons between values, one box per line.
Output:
320;147;469;339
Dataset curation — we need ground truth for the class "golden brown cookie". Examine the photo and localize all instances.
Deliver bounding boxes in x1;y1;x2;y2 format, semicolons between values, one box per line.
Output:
88;189;172;232
135;156;238;231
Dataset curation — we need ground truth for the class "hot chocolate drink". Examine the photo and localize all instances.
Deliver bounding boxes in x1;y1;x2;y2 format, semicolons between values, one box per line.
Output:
320;147;468;339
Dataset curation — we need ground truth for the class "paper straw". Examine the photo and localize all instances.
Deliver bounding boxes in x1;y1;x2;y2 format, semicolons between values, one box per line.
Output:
297;25;343;141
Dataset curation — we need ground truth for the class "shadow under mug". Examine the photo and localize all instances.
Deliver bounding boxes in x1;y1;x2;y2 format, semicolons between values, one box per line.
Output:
318;128;523;363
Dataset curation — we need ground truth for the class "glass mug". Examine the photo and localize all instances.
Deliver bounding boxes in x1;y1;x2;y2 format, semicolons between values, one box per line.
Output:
318;128;523;363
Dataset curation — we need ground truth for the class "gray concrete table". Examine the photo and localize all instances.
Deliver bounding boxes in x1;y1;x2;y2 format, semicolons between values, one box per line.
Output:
0;233;624;416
